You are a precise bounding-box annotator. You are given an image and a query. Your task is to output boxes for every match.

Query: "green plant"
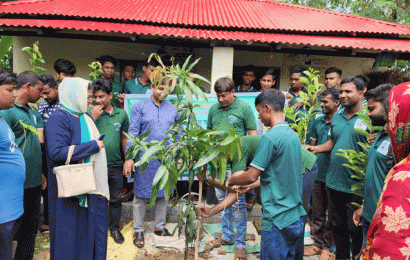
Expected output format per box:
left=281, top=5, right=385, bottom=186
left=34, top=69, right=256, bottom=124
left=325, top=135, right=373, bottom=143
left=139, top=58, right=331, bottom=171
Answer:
left=284, top=68, right=323, bottom=144
left=335, top=110, right=383, bottom=207
left=19, top=119, right=41, bottom=153
left=125, top=54, right=241, bottom=260
left=0, top=36, right=13, bottom=70
left=21, top=41, right=47, bottom=74
left=88, top=61, right=103, bottom=80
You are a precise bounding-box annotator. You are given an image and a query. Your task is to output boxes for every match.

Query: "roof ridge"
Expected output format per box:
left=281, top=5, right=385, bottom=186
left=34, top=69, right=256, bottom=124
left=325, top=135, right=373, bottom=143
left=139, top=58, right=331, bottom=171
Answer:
left=243, top=0, right=410, bottom=29
left=2, top=0, right=52, bottom=6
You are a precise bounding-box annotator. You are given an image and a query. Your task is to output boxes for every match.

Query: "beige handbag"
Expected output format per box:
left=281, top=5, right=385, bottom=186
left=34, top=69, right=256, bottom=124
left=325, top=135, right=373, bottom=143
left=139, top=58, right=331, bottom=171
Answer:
left=53, top=145, right=97, bottom=198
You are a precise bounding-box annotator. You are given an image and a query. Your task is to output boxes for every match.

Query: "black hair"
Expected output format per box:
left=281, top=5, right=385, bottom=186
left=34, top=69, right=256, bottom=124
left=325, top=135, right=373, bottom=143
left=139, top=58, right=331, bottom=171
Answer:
left=39, top=74, right=57, bottom=88
left=255, top=88, right=285, bottom=112
left=214, top=77, right=235, bottom=93
left=340, top=76, right=366, bottom=91
left=97, top=55, right=117, bottom=66
left=364, top=83, right=394, bottom=114
left=144, top=59, right=159, bottom=68
left=263, top=69, right=277, bottom=81
left=325, top=67, right=342, bottom=77
left=243, top=65, right=256, bottom=75
left=92, top=78, right=112, bottom=94
left=289, top=65, right=307, bottom=76
left=16, top=71, right=41, bottom=90
left=0, top=69, right=17, bottom=86
left=355, top=75, right=370, bottom=90
left=121, top=63, right=136, bottom=71
left=321, top=88, right=339, bottom=101
left=54, top=58, right=76, bottom=75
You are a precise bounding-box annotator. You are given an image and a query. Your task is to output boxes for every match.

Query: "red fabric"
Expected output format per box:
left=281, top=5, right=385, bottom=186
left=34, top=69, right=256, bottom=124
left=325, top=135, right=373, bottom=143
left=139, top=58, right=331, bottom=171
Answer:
left=363, top=82, right=410, bottom=259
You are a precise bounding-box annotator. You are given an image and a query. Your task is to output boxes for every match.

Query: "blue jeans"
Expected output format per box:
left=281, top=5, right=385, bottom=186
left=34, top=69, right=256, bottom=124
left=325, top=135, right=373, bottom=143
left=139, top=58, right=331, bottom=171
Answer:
left=215, top=171, right=247, bottom=248
left=362, top=218, right=370, bottom=249
left=260, top=217, right=304, bottom=260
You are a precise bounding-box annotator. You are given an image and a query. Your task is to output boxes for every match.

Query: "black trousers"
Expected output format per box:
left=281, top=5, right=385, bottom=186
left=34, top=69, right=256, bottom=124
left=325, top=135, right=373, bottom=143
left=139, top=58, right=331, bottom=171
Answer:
left=327, top=188, right=363, bottom=259
left=108, top=166, right=124, bottom=231
left=13, top=185, right=42, bottom=260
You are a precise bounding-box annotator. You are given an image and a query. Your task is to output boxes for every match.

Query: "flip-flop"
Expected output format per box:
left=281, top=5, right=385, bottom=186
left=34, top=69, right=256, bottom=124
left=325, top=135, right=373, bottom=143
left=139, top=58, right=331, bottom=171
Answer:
left=133, top=232, right=144, bottom=248
left=206, top=237, right=234, bottom=250
left=235, top=247, right=247, bottom=260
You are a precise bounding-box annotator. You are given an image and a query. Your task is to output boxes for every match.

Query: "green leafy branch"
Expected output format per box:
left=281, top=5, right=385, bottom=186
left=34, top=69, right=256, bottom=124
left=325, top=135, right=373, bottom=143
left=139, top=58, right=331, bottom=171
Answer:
left=19, top=119, right=41, bottom=153
left=88, top=61, right=103, bottom=80
left=126, top=54, right=241, bottom=259
left=335, top=110, right=383, bottom=207
left=21, top=41, right=47, bottom=74
left=284, top=68, right=323, bottom=144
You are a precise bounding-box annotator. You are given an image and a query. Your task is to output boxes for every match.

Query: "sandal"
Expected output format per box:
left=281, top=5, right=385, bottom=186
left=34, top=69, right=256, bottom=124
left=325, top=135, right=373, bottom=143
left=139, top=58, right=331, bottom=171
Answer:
left=133, top=232, right=144, bottom=248
left=206, top=236, right=234, bottom=249
left=304, top=245, right=322, bottom=256
left=154, top=228, right=171, bottom=236
left=235, top=247, right=247, bottom=260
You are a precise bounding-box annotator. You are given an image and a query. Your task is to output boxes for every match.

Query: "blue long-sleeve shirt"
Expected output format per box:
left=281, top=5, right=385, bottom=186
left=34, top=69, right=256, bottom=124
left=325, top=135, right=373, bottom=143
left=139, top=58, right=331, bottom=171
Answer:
left=127, top=97, right=178, bottom=198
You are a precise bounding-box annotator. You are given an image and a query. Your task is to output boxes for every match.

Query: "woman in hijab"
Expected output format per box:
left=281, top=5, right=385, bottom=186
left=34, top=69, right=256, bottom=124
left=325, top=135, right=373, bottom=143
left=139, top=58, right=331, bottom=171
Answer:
left=45, top=77, right=109, bottom=260
left=363, top=82, right=410, bottom=259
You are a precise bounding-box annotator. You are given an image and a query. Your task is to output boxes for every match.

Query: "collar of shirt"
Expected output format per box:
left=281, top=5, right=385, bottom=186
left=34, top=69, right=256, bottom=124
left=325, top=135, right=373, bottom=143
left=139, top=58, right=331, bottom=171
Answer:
left=136, top=77, right=151, bottom=87
left=338, top=105, right=367, bottom=120
left=14, top=101, right=30, bottom=113
left=102, top=105, right=120, bottom=117
left=217, top=97, right=239, bottom=110
left=237, top=85, right=254, bottom=92
left=272, top=122, right=288, bottom=129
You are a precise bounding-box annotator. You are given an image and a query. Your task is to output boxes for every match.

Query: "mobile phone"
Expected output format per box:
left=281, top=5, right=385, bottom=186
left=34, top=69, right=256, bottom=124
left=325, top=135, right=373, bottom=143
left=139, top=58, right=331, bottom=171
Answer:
left=98, top=134, right=105, bottom=141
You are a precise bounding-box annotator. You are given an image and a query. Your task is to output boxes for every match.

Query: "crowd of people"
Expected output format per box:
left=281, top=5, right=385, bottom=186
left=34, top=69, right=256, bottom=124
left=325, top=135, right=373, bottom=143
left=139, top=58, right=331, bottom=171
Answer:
left=0, top=52, right=410, bottom=260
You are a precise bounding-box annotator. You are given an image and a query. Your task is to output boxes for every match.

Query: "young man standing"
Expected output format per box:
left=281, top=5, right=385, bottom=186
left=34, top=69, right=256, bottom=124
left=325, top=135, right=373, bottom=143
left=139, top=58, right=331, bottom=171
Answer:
left=317, top=67, right=342, bottom=103
left=97, top=55, right=123, bottom=108
left=123, top=75, right=177, bottom=248
left=54, top=58, right=76, bottom=85
left=304, top=88, right=339, bottom=259
left=37, top=75, right=59, bottom=234
left=0, top=70, right=26, bottom=260
left=236, top=66, right=258, bottom=92
left=353, top=84, right=394, bottom=248
left=0, top=71, right=45, bottom=260
left=228, top=89, right=306, bottom=259
left=207, top=77, right=257, bottom=260
left=307, top=77, right=368, bottom=259
left=89, top=79, right=129, bottom=244
left=124, top=60, right=157, bottom=95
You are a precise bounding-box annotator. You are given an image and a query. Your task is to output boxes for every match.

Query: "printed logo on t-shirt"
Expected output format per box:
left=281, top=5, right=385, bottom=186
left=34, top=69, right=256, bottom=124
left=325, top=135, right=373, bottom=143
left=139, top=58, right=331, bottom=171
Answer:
left=33, top=115, right=37, bottom=125
left=228, top=115, right=236, bottom=123
left=377, top=140, right=390, bottom=156
left=354, top=119, right=367, bottom=131
left=114, top=123, right=121, bottom=132
left=8, top=128, right=17, bottom=153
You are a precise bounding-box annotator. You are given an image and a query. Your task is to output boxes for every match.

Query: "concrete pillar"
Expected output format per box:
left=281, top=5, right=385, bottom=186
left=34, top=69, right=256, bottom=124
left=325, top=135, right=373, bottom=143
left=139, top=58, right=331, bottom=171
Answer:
left=210, top=47, right=234, bottom=93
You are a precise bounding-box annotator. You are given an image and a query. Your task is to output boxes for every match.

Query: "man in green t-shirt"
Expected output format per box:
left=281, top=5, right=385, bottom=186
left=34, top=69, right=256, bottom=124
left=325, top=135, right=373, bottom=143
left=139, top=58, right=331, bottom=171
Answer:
left=124, top=60, right=157, bottom=95
left=306, top=76, right=368, bottom=259
left=235, top=65, right=258, bottom=93
left=228, top=89, right=306, bottom=259
left=352, top=84, right=394, bottom=249
left=0, top=71, right=46, bottom=260
left=97, top=55, right=123, bottom=108
left=304, top=88, right=339, bottom=259
left=89, top=79, right=129, bottom=244
left=206, top=77, right=257, bottom=259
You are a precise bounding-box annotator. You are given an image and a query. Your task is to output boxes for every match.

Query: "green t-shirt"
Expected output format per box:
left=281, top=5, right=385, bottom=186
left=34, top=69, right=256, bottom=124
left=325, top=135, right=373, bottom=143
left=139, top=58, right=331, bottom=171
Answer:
left=363, top=129, right=392, bottom=222
left=231, top=135, right=262, bottom=173
left=88, top=106, right=129, bottom=167
left=207, top=97, right=257, bottom=137
left=250, top=122, right=306, bottom=231
left=111, top=80, right=123, bottom=108
left=285, top=88, right=308, bottom=124
left=124, top=77, right=151, bottom=94
left=0, top=102, right=44, bottom=189
left=235, top=85, right=258, bottom=93
left=326, top=107, right=369, bottom=193
left=308, top=113, right=332, bottom=182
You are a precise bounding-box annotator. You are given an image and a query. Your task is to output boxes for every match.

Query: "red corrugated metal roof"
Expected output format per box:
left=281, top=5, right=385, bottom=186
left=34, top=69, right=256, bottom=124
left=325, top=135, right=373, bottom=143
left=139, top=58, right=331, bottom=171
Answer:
left=1, top=0, right=410, bottom=35
left=1, top=18, right=409, bottom=53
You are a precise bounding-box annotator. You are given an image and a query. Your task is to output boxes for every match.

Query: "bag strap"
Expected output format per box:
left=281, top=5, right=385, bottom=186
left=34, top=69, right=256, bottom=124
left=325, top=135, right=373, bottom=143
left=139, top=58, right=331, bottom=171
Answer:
left=65, top=145, right=76, bottom=165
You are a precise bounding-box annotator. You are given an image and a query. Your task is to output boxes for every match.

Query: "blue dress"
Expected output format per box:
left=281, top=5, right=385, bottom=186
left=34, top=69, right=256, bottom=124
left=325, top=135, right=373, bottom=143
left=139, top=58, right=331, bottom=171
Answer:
left=127, top=97, right=178, bottom=198
left=45, top=108, right=108, bottom=260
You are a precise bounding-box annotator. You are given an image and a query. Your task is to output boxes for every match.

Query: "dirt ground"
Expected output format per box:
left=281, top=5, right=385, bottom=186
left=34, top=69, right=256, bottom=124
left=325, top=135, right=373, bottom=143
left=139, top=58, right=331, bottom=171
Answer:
left=135, top=248, right=212, bottom=260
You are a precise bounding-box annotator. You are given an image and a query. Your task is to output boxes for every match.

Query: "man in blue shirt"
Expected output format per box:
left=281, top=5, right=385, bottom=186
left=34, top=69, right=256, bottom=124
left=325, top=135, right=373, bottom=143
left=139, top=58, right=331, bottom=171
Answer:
left=0, top=70, right=26, bottom=260
left=228, top=89, right=306, bottom=259
left=352, top=84, right=394, bottom=249
left=123, top=75, right=177, bottom=248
